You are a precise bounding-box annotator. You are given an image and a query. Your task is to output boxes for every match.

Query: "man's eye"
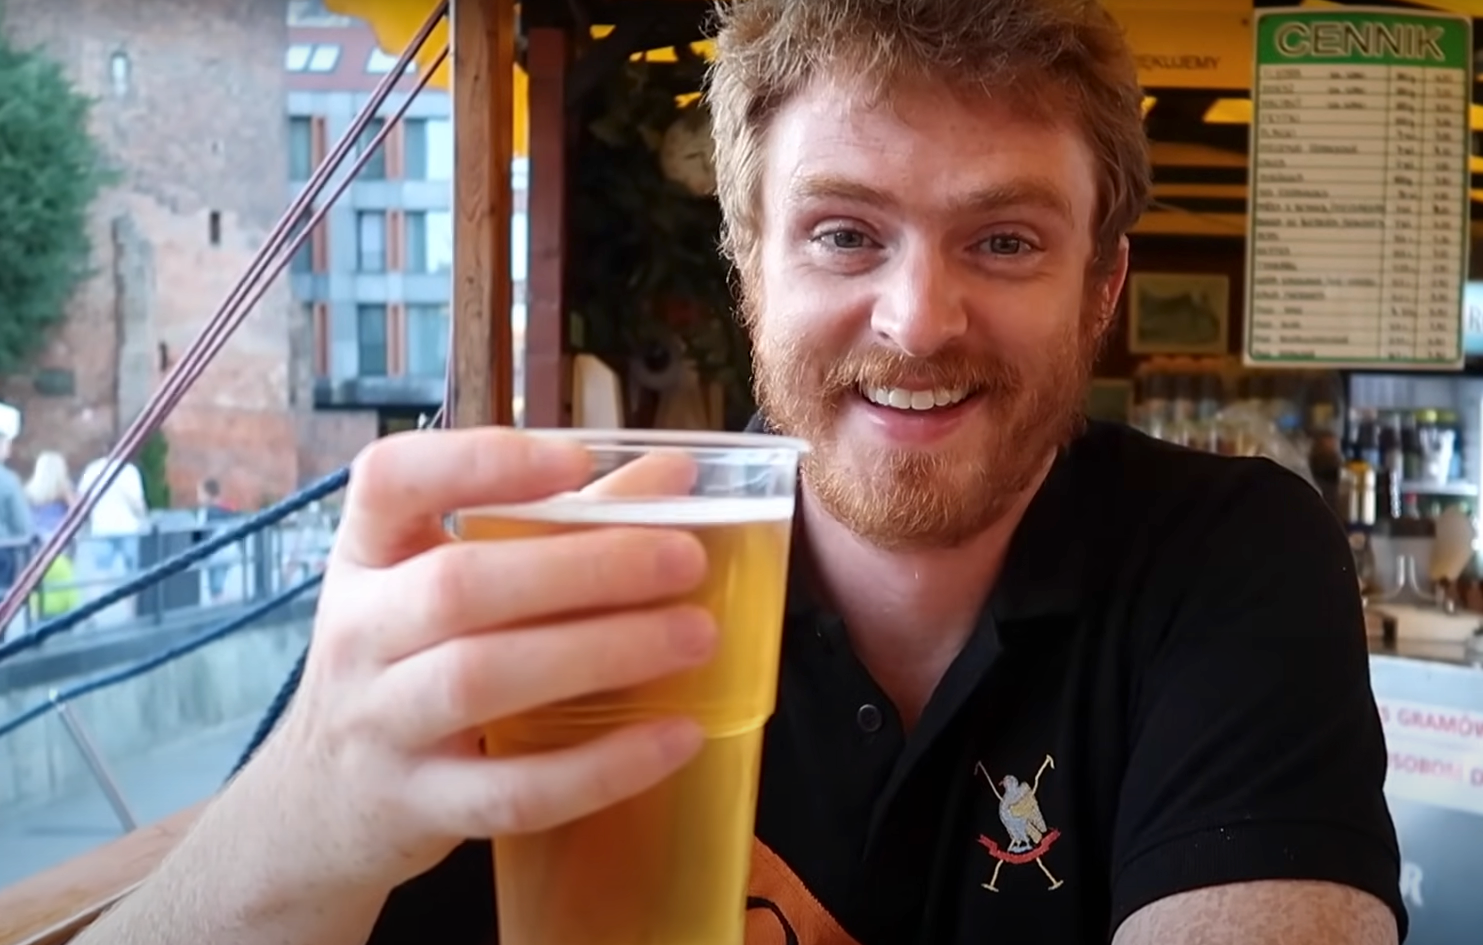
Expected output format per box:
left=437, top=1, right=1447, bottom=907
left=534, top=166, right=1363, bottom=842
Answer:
left=984, top=234, right=1029, bottom=255
left=819, top=229, right=872, bottom=250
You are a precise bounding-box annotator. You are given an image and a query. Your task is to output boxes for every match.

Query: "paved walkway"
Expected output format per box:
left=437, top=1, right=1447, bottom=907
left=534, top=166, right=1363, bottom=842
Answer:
left=0, top=718, right=257, bottom=888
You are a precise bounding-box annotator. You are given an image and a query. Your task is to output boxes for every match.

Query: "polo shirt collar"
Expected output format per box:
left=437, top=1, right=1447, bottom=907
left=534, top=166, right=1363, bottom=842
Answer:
left=742, top=412, right=1091, bottom=627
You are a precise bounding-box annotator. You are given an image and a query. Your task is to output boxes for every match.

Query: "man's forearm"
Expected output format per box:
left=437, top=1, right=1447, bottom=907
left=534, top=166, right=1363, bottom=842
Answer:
left=74, top=768, right=388, bottom=945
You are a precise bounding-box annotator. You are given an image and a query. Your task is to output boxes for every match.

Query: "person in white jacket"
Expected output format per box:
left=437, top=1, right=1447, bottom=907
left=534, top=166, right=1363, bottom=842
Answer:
left=77, top=455, right=147, bottom=572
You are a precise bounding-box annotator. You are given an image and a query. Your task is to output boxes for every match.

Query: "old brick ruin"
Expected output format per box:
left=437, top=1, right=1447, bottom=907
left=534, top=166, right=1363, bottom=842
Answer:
left=1, top=0, right=376, bottom=508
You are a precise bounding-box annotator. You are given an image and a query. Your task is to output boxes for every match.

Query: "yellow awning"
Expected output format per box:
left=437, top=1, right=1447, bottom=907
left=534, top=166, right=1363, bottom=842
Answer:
left=324, top=0, right=530, bottom=155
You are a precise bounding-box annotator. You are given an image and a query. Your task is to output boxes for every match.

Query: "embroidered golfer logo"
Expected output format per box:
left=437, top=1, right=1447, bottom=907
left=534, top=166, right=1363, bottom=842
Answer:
left=975, top=754, right=1064, bottom=893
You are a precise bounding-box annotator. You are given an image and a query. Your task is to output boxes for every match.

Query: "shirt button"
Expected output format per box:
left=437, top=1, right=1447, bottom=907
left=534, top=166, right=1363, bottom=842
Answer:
left=856, top=703, right=883, bottom=733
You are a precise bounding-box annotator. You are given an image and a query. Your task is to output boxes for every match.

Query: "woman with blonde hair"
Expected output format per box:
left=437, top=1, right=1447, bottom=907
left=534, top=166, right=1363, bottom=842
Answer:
left=24, top=450, right=79, bottom=618
left=25, top=450, right=76, bottom=538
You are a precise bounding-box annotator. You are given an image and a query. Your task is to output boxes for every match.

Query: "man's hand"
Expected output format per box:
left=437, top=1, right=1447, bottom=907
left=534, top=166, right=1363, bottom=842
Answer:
left=235, top=428, right=719, bottom=894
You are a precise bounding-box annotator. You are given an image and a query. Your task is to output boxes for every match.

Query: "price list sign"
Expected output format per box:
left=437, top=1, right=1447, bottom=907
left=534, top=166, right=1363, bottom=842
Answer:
left=1244, top=9, right=1472, bottom=369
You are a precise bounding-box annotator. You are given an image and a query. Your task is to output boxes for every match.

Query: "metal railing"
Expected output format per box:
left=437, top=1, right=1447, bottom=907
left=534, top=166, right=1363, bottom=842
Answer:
left=0, top=466, right=351, bottom=834
left=0, top=506, right=338, bottom=645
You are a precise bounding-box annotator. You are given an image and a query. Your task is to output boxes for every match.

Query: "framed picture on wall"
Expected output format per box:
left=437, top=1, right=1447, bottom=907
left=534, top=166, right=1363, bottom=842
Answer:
left=1126, top=272, right=1230, bottom=355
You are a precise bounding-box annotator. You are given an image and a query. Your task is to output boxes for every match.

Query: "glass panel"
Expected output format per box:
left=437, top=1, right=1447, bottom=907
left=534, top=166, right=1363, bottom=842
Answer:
left=406, top=304, right=449, bottom=378
left=424, top=210, right=452, bottom=273
left=356, top=117, right=386, bottom=180
left=357, top=212, right=386, bottom=273
left=366, top=49, right=402, bottom=74
left=403, top=118, right=427, bottom=180
left=288, top=116, right=313, bottom=181
left=357, top=304, right=388, bottom=376
left=285, top=45, right=311, bottom=71
left=405, top=211, right=427, bottom=273
left=290, top=211, right=314, bottom=274
left=424, top=118, right=452, bottom=181
left=307, top=45, right=340, bottom=72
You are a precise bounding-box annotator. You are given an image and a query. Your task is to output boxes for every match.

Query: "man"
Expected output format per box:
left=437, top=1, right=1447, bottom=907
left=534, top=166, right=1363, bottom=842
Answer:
left=78, top=1, right=1405, bottom=943
left=0, top=403, right=34, bottom=606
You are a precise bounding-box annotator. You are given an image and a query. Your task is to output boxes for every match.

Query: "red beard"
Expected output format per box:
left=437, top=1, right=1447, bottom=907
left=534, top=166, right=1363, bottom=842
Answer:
left=749, top=301, right=1102, bottom=551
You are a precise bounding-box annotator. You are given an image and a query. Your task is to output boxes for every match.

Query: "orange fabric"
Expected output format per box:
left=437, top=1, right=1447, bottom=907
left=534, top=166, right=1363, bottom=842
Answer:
left=746, top=839, right=861, bottom=945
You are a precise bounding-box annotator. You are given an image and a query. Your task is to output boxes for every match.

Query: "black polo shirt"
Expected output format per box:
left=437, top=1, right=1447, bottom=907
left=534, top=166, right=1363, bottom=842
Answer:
left=357, top=420, right=1405, bottom=944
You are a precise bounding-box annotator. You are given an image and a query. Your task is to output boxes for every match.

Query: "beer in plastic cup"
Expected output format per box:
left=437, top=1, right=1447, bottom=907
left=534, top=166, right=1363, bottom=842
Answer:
left=456, top=429, right=807, bottom=945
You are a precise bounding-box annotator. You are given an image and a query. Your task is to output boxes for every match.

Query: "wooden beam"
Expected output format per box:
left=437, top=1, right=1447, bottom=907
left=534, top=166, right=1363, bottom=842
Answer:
left=0, top=803, right=204, bottom=945
left=524, top=27, right=573, bottom=428
left=565, top=11, right=662, bottom=107
left=1131, top=209, right=1246, bottom=238
left=450, top=0, right=517, bottom=428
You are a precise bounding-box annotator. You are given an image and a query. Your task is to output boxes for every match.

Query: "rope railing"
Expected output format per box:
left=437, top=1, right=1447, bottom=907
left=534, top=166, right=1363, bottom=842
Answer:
left=0, top=466, right=348, bottom=664
left=0, top=401, right=443, bottom=667
left=0, top=0, right=451, bottom=628
left=0, top=574, right=324, bottom=742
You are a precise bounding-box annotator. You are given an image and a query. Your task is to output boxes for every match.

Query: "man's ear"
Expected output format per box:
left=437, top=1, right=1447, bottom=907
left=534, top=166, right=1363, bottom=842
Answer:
left=1095, top=237, right=1130, bottom=334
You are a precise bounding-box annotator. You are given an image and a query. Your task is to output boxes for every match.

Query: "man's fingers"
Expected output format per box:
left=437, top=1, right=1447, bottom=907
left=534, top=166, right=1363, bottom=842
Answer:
left=372, top=605, right=718, bottom=747
left=582, top=451, right=698, bottom=499
left=337, top=428, right=592, bottom=568
left=412, top=718, right=705, bottom=838
left=369, top=526, right=707, bottom=660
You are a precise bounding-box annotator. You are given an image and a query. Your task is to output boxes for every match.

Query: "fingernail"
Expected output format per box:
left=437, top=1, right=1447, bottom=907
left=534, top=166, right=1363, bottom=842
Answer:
left=654, top=719, right=704, bottom=765
left=667, top=608, right=717, bottom=662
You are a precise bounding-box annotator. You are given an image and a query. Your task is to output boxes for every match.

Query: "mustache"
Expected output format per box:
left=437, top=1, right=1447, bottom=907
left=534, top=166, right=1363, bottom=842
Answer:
left=818, top=347, right=1022, bottom=398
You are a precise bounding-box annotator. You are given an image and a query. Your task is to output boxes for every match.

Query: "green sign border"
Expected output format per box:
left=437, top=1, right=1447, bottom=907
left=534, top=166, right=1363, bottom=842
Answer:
left=1242, top=7, right=1473, bottom=370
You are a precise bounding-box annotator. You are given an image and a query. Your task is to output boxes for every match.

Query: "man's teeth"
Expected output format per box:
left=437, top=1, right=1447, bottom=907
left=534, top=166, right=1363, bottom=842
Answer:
left=862, top=386, right=969, bottom=411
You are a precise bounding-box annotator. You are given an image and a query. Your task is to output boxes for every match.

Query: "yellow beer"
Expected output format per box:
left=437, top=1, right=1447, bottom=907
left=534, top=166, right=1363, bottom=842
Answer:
left=460, top=494, right=794, bottom=945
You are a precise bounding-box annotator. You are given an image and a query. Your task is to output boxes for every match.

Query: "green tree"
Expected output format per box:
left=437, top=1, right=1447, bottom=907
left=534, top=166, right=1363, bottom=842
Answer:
left=0, top=21, right=112, bottom=375
left=136, top=430, right=171, bottom=509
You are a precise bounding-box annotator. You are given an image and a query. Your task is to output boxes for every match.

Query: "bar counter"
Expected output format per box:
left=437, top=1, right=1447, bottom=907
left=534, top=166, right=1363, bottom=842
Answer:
left=1367, top=633, right=1483, bottom=944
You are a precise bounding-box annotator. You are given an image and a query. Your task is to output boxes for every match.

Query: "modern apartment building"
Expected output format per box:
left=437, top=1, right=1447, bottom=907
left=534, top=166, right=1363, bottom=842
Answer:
left=286, top=2, right=528, bottom=434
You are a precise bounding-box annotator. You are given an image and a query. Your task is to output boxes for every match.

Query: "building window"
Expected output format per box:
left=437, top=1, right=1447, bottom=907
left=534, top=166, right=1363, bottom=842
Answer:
left=286, top=43, right=341, bottom=72
left=288, top=116, right=314, bottom=181
left=289, top=211, right=314, bottom=274
left=288, top=0, right=352, bottom=26
left=356, top=117, right=386, bottom=180
left=404, top=211, right=425, bottom=272
left=109, top=50, right=130, bottom=97
left=357, top=304, right=388, bottom=376
left=404, top=117, right=451, bottom=181
left=357, top=211, right=387, bottom=272
left=366, top=49, right=415, bottom=74
left=308, top=45, right=339, bottom=71
left=406, top=304, right=449, bottom=378
left=510, top=211, right=528, bottom=283
left=405, top=210, right=453, bottom=273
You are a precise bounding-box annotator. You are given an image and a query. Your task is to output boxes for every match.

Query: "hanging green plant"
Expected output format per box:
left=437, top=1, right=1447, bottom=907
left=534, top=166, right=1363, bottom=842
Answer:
left=567, top=46, right=754, bottom=424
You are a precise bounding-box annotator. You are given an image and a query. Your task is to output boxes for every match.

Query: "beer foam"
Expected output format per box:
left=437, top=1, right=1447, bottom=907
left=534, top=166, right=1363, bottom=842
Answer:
left=472, top=495, right=796, bottom=525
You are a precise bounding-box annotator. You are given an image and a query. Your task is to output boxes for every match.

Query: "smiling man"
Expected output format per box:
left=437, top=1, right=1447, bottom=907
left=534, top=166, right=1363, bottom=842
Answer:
left=75, top=2, right=1404, bottom=945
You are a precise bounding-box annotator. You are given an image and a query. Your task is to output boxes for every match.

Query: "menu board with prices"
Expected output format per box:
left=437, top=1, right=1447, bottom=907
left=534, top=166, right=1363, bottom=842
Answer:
left=1244, top=9, right=1472, bottom=369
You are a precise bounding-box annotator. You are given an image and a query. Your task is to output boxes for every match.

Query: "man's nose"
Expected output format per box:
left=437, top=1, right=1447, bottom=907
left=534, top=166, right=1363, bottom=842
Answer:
left=869, top=246, right=969, bottom=357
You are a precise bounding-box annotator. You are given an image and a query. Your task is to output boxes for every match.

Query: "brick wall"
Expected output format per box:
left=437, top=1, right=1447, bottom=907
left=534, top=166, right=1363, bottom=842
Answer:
left=296, top=410, right=379, bottom=492
left=2, top=0, right=317, bottom=509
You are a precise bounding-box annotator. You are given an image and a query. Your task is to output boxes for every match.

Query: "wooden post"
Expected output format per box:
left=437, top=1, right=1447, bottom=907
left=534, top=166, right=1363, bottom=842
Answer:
left=449, top=0, right=516, bottom=428
left=522, top=27, right=572, bottom=428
